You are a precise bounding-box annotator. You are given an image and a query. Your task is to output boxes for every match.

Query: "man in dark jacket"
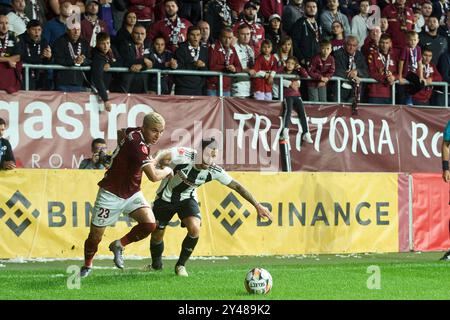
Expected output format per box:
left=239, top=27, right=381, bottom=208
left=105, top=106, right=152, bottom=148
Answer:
left=16, top=19, right=52, bottom=90
left=52, top=22, right=91, bottom=92
left=174, top=25, right=208, bottom=96
left=333, top=35, right=369, bottom=102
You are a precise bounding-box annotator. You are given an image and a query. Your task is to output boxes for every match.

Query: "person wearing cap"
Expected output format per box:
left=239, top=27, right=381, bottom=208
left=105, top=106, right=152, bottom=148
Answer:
left=81, top=0, right=109, bottom=48
left=265, top=13, right=284, bottom=53
left=419, top=15, right=448, bottom=66
left=0, top=15, right=22, bottom=94
left=16, top=19, right=52, bottom=90
left=232, top=1, right=265, bottom=56
left=147, top=0, right=192, bottom=53
left=203, top=0, right=234, bottom=42
left=52, top=21, right=91, bottom=92
left=7, top=0, right=29, bottom=36
left=260, top=0, right=283, bottom=25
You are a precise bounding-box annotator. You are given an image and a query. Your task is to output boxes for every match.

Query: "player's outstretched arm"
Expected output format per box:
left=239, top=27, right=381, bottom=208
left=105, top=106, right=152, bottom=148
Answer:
left=153, top=149, right=173, bottom=167
left=143, top=161, right=173, bottom=182
left=442, top=140, right=450, bottom=183
left=227, top=180, right=273, bottom=221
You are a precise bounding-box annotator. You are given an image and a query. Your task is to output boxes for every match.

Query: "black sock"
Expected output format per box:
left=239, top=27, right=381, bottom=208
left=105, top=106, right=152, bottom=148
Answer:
left=177, top=235, right=199, bottom=266
left=150, top=240, right=164, bottom=267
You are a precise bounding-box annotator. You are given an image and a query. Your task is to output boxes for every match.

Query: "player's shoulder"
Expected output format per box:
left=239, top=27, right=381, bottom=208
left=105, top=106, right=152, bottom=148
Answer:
left=208, top=164, right=226, bottom=175
left=171, top=146, right=196, bottom=162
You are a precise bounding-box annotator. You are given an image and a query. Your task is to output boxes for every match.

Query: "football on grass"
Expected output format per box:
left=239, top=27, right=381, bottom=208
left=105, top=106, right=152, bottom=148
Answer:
left=244, top=267, right=272, bottom=295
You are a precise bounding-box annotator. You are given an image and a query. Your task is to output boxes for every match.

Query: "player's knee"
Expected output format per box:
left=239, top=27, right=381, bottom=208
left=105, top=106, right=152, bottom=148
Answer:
left=187, top=225, right=200, bottom=238
left=141, top=222, right=156, bottom=236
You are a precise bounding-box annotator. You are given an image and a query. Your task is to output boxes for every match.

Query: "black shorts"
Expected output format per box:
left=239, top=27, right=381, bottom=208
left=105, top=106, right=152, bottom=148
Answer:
left=153, top=198, right=201, bottom=229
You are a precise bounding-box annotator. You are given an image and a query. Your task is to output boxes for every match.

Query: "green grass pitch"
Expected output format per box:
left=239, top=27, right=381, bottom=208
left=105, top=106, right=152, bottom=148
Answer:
left=1, top=252, right=450, bottom=300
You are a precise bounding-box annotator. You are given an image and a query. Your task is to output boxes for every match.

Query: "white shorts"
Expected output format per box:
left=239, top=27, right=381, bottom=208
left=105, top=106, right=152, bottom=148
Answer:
left=91, top=188, right=150, bottom=227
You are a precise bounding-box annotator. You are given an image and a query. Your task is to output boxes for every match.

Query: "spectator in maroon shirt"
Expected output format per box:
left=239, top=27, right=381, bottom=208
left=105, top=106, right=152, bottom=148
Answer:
left=260, top=0, right=283, bottom=24
left=382, top=0, right=414, bottom=49
left=79, top=112, right=174, bottom=278
left=330, top=20, right=345, bottom=53
left=147, top=0, right=192, bottom=53
left=361, top=26, right=381, bottom=58
left=412, top=47, right=443, bottom=105
left=81, top=0, right=109, bottom=48
left=232, top=1, right=265, bottom=56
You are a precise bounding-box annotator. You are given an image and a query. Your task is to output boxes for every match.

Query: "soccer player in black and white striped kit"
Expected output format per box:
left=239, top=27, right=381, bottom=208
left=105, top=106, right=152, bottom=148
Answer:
left=148, top=137, right=273, bottom=276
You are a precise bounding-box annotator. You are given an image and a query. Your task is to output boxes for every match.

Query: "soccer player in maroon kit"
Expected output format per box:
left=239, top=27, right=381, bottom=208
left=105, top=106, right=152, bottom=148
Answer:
left=79, top=112, right=174, bottom=278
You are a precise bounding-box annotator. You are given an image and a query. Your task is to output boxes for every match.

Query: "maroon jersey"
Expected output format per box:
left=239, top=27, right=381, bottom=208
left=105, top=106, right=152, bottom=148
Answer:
left=147, top=17, right=192, bottom=53
left=207, top=41, right=242, bottom=91
left=413, top=62, right=442, bottom=102
left=232, top=20, right=265, bottom=56
left=252, top=54, right=278, bottom=93
left=367, top=49, right=399, bottom=98
left=382, top=4, right=414, bottom=49
left=98, top=128, right=152, bottom=199
left=308, top=54, right=335, bottom=88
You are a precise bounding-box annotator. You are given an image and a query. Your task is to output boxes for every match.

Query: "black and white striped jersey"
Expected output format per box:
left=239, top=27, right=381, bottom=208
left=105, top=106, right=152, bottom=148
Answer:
left=155, top=147, right=233, bottom=203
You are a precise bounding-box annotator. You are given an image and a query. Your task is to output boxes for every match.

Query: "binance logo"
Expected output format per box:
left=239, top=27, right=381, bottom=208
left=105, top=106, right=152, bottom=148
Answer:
left=212, top=192, right=250, bottom=235
left=0, top=191, right=40, bottom=236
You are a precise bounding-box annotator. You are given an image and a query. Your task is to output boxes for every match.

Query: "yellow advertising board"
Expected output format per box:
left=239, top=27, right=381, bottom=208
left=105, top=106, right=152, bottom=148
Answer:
left=0, top=170, right=399, bottom=258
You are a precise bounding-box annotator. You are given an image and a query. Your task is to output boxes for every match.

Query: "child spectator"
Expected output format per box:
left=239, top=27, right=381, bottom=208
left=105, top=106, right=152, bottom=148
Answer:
left=398, top=31, right=425, bottom=105
left=274, top=36, right=293, bottom=69
left=149, top=36, right=177, bottom=95
left=252, top=39, right=277, bottom=100
left=412, top=47, right=443, bottom=105
left=280, top=56, right=313, bottom=146
left=308, top=40, right=335, bottom=102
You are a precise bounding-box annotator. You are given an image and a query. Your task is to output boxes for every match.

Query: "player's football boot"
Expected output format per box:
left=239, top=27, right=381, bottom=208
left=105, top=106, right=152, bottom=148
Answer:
left=439, top=250, right=450, bottom=261
left=109, top=240, right=125, bottom=269
left=175, top=264, right=188, bottom=277
left=143, top=260, right=163, bottom=271
left=79, top=266, right=92, bottom=278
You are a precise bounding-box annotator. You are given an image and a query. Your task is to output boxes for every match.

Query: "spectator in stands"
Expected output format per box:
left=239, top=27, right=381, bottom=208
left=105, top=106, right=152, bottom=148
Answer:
left=433, top=0, right=450, bottom=26
left=274, top=36, right=293, bottom=69
left=279, top=56, right=312, bottom=146
left=265, top=13, right=283, bottom=53
left=330, top=20, right=345, bottom=53
left=16, top=19, right=52, bottom=90
left=0, top=15, right=22, bottom=94
left=227, top=0, right=245, bottom=21
left=273, top=53, right=308, bottom=100
left=291, top=0, right=320, bottom=68
left=366, top=33, right=398, bottom=104
left=320, top=0, right=350, bottom=41
left=351, top=0, right=370, bottom=49
left=232, top=24, right=256, bottom=98
left=420, top=1, right=434, bottom=31
left=207, top=27, right=241, bottom=96
left=333, top=35, right=369, bottom=103
left=0, top=117, right=15, bottom=170
left=260, top=0, right=283, bottom=24
left=438, top=10, right=450, bottom=39
left=308, top=40, right=335, bottom=102
left=81, top=0, right=109, bottom=48
left=147, top=0, right=192, bottom=53
left=380, top=17, right=389, bottom=34
left=8, top=0, right=29, bottom=35
left=127, top=0, right=154, bottom=30
left=412, top=47, right=442, bottom=105
left=233, top=1, right=265, bottom=56
left=91, top=32, right=120, bottom=111
left=203, top=0, right=233, bottom=42
left=252, top=39, right=277, bottom=100
left=438, top=43, right=450, bottom=83
left=53, top=22, right=90, bottom=92
left=113, top=11, right=136, bottom=46
left=398, top=31, right=425, bottom=105
left=79, top=138, right=109, bottom=169
left=173, top=25, right=208, bottom=96
left=413, top=8, right=423, bottom=33
left=48, top=0, right=85, bottom=16
left=97, top=0, right=118, bottom=37
left=43, top=1, right=73, bottom=45
left=118, top=24, right=154, bottom=93
left=24, top=0, right=46, bottom=25
left=282, top=0, right=304, bottom=34
left=382, top=0, right=414, bottom=49
left=419, top=15, right=448, bottom=65
left=197, top=20, right=212, bottom=46
left=178, top=0, right=201, bottom=27
left=361, top=25, right=381, bottom=58
left=148, top=35, right=177, bottom=95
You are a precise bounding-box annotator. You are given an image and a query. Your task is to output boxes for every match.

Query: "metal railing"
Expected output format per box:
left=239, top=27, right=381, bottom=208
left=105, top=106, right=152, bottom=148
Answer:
left=23, top=63, right=450, bottom=107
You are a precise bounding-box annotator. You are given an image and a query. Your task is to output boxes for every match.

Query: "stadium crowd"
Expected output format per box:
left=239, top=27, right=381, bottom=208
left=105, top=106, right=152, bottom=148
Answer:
left=0, top=0, right=449, bottom=106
